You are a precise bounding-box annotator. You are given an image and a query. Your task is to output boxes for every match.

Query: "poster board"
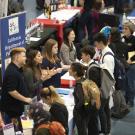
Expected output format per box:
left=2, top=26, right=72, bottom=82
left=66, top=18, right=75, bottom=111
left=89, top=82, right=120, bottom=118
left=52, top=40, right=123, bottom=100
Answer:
left=0, top=12, right=26, bottom=78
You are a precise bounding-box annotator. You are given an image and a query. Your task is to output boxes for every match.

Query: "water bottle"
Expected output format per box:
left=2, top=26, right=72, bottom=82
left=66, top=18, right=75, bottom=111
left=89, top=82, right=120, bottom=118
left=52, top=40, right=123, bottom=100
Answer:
left=40, top=23, right=44, bottom=32
left=37, top=26, right=41, bottom=38
left=16, top=131, right=23, bottom=135
left=122, top=12, right=127, bottom=25
left=69, top=80, right=73, bottom=88
left=26, top=33, right=31, bottom=44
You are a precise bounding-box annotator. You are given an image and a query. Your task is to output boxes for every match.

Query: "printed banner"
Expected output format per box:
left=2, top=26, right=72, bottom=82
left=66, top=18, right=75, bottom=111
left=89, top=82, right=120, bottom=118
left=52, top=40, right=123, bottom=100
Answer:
left=0, top=12, right=26, bottom=78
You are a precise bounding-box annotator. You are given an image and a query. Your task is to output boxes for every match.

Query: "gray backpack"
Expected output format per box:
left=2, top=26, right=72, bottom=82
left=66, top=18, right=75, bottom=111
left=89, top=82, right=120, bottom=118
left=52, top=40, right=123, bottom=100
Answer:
left=86, top=62, right=115, bottom=99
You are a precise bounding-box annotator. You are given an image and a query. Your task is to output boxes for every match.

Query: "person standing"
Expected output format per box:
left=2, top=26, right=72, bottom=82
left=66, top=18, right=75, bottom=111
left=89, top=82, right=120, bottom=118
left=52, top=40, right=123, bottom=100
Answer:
left=93, top=33, right=115, bottom=135
left=122, top=22, right=135, bottom=107
left=0, top=47, right=32, bottom=131
left=69, top=62, right=87, bottom=135
left=77, top=0, right=94, bottom=43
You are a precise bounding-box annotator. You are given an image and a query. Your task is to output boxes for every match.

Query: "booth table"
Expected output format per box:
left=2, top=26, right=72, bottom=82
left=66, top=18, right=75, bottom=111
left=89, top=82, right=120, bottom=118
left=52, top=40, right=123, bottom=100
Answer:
left=56, top=88, right=74, bottom=135
left=31, top=7, right=82, bottom=48
left=26, top=27, right=57, bottom=50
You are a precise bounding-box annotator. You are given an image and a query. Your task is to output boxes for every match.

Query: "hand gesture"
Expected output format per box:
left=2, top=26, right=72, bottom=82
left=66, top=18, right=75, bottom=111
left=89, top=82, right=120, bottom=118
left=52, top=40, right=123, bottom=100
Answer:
left=25, top=98, right=32, bottom=104
left=41, top=69, right=51, bottom=81
left=56, top=68, right=63, bottom=73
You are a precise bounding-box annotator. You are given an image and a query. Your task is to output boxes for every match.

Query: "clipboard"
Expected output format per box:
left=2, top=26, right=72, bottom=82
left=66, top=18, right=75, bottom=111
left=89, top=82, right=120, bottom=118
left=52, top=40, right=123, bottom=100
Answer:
left=128, top=51, right=135, bottom=64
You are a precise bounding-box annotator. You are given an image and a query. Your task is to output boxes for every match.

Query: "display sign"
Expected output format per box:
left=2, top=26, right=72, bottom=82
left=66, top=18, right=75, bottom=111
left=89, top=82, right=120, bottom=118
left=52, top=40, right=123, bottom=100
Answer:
left=3, top=123, right=15, bottom=135
left=0, top=12, right=26, bottom=78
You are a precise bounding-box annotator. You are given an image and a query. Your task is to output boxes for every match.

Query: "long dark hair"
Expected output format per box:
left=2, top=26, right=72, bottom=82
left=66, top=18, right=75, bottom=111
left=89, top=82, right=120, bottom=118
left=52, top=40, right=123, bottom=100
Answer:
left=63, top=28, right=74, bottom=51
left=25, top=49, right=41, bottom=80
left=42, top=39, right=59, bottom=63
left=70, top=62, right=86, bottom=77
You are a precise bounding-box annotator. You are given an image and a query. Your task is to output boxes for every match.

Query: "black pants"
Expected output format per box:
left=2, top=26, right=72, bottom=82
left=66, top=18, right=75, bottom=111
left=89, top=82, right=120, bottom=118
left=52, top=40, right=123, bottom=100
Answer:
left=99, top=98, right=111, bottom=134
left=73, top=109, right=88, bottom=135
left=88, top=106, right=99, bottom=135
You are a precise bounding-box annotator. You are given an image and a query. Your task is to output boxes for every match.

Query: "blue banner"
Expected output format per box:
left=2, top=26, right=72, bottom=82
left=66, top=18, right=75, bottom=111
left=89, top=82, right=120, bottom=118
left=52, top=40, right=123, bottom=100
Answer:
left=0, top=12, right=26, bottom=78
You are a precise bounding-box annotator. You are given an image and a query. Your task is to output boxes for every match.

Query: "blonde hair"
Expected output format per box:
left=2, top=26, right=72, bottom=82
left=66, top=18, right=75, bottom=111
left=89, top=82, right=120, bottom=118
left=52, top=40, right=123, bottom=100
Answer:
left=82, top=80, right=100, bottom=109
left=10, top=47, right=26, bottom=60
left=41, top=86, right=64, bottom=105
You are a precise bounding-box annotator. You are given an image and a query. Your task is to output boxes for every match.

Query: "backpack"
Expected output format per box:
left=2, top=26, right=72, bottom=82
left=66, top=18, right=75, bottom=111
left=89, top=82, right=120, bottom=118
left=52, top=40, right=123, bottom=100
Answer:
left=36, top=121, right=66, bottom=135
left=102, top=52, right=126, bottom=90
left=86, top=62, right=115, bottom=99
left=111, top=90, right=130, bottom=119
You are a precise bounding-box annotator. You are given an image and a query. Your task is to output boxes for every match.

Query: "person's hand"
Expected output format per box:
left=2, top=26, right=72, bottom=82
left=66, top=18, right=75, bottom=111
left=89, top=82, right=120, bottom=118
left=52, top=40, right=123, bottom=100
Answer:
left=41, top=74, right=51, bottom=81
left=0, top=120, right=5, bottom=128
left=48, top=68, right=57, bottom=76
left=56, top=68, right=63, bottom=73
left=127, top=59, right=132, bottom=64
left=25, top=98, right=32, bottom=104
left=41, top=69, right=51, bottom=81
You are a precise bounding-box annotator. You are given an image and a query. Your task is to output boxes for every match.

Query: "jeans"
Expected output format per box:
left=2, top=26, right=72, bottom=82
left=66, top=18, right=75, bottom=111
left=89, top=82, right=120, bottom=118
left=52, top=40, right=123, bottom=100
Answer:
left=126, top=64, right=135, bottom=105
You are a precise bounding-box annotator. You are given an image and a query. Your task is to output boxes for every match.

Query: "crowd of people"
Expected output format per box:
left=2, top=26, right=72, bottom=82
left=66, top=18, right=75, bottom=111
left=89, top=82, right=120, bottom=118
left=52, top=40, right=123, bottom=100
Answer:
left=0, top=0, right=135, bottom=135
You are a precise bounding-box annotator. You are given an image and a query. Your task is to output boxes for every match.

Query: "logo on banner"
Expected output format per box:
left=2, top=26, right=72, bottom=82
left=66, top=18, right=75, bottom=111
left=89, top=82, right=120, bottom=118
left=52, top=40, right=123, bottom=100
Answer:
left=8, top=17, right=19, bottom=35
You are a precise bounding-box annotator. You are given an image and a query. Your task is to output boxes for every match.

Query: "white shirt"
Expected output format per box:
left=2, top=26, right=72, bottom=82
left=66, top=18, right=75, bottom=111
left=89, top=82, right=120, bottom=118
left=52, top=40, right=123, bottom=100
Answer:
left=80, top=59, right=93, bottom=66
left=100, top=46, right=115, bottom=78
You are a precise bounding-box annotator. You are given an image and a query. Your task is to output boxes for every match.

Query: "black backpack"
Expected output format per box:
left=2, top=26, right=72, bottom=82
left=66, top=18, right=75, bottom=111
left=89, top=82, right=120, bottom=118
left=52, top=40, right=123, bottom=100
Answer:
left=102, top=52, right=126, bottom=90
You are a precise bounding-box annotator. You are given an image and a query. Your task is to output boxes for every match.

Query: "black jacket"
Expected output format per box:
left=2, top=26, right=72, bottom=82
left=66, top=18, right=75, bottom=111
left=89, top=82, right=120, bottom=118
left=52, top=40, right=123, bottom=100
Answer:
left=123, top=35, right=135, bottom=62
left=73, top=78, right=85, bottom=111
left=109, top=41, right=129, bottom=68
left=50, top=102, right=68, bottom=134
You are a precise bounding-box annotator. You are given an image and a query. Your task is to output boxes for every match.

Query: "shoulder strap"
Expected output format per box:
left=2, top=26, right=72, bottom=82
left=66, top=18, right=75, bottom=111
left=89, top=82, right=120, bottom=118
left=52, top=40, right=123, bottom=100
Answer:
left=87, top=62, right=100, bottom=79
left=102, top=52, right=114, bottom=63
